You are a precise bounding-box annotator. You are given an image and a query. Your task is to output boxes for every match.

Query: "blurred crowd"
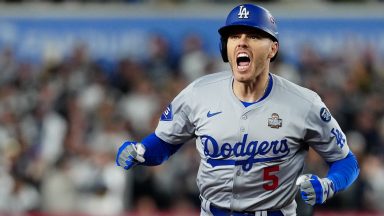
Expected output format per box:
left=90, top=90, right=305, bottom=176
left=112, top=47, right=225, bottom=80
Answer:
left=0, top=29, right=383, bottom=216
left=1, top=0, right=384, bottom=4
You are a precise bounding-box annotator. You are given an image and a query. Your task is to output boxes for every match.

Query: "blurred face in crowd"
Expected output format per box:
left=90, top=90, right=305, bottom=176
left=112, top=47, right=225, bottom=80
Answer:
left=226, top=27, right=278, bottom=84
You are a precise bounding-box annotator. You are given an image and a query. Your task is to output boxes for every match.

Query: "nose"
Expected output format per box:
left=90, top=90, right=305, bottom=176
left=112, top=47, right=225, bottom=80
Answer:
left=237, top=34, right=248, bottom=48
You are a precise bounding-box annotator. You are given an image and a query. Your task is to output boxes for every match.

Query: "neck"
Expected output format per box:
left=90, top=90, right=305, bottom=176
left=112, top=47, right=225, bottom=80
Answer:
left=233, top=72, right=270, bottom=103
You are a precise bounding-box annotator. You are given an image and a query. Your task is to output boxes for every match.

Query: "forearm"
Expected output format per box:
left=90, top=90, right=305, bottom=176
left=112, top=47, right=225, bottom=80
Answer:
left=140, top=133, right=184, bottom=166
left=326, top=151, right=360, bottom=193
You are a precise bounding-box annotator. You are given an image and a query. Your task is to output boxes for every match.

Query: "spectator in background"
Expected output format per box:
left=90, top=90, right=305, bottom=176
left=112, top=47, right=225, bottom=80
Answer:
left=270, top=53, right=302, bottom=85
left=113, top=58, right=146, bottom=94
left=361, top=154, right=384, bottom=211
left=145, top=34, right=177, bottom=88
left=40, top=154, right=78, bottom=213
left=0, top=47, right=18, bottom=86
left=180, top=34, right=210, bottom=82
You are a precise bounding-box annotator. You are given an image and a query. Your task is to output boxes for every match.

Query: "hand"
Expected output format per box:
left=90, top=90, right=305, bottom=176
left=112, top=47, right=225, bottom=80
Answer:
left=116, top=141, right=146, bottom=170
left=296, top=174, right=335, bottom=206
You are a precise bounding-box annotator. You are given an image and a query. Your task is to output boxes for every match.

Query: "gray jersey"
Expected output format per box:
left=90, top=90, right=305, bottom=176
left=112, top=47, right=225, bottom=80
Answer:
left=155, top=71, right=349, bottom=211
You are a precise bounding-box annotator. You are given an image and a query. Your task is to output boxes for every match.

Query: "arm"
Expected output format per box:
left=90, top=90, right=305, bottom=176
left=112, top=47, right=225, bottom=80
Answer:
left=297, top=151, right=360, bottom=205
left=326, top=151, right=360, bottom=192
left=116, top=82, right=196, bottom=170
left=297, top=95, right=360, bottom=205
left=140, top=133, right=184, bottom=166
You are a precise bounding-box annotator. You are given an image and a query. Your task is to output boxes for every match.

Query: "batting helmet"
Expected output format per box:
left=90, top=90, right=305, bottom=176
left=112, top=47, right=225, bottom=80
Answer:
left=218, top=4, right=279, bottom=62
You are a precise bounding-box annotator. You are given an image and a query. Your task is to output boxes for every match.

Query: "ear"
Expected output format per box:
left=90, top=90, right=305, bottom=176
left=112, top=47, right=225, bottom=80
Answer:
left=220, top=37, right=229, bottom=62
left=268, top=41, right=279, bottom=59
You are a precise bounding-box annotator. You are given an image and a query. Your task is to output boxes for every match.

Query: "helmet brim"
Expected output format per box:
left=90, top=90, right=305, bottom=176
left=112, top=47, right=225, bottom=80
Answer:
left=218, top=24, right=278, bottom=42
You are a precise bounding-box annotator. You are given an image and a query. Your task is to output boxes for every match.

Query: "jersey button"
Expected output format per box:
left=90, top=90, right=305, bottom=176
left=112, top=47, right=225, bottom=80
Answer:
left=240, top=127, right=245, bottom=132
left=236, top=170, right=241, bottom=176
left=242, top=115, right=247, bottom=120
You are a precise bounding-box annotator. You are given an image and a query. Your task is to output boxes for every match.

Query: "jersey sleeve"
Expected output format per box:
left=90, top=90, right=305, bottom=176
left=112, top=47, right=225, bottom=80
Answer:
left=155, top=83, right=196, bottom=145
left=304, top=94, right=349, bottom=162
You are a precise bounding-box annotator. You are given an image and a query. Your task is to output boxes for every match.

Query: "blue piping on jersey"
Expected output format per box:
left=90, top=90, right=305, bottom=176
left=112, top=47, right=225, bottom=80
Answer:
left=241, top=73, right=273, bottom=107
left=326, top=151, right=360, bottom=193
left=207, top=153, right=288, bottom=172
left=140, top=133, right=183, bottom=166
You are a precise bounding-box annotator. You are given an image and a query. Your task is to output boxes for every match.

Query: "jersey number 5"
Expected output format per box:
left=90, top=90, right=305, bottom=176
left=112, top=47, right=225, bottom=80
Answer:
left=263, top=165, right=279, bottom=191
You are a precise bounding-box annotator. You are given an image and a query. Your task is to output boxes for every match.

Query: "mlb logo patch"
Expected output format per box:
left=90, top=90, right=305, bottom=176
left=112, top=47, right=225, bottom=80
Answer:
left=160, top=104, right=173, bottom=121
left=320, top=107, right=332, bottom=122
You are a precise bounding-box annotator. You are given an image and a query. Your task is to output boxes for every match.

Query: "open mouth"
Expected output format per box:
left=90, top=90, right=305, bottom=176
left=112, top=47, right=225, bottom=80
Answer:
left=236, top=53, right=251, bottom=71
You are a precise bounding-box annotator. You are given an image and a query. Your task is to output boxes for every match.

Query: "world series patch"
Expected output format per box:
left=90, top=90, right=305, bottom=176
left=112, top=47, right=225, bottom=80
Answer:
left=268, top=113, right=282, bottom=129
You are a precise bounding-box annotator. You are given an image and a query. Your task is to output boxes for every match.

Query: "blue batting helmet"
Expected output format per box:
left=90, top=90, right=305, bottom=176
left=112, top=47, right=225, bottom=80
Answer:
left=218, top=4, right=279, bottom=62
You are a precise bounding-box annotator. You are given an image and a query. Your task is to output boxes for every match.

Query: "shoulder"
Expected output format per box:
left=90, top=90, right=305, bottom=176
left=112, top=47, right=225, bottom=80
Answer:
left=181, top=71, right=231, bottom=95
left=190, top=71, right=232, bottom=88
left=272, top=73, right=320, bottom=104
left=175, top=71, right=231, bottom=100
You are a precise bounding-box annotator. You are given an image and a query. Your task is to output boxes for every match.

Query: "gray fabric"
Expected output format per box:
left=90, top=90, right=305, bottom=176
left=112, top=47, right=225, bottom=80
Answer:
left=156, top=72, right=349, bottom=211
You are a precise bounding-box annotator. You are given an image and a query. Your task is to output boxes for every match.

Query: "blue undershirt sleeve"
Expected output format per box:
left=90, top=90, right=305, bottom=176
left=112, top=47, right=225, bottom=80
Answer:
left=326, top=151, right=360, bottom=193
left=140, top=133, right=184, bottom=166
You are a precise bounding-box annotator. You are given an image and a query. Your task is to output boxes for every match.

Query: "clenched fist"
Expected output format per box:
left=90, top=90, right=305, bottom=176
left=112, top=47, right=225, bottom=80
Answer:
left=116, top=141, right=146, bottom=170
left=296, top=174, right=335, bottom=206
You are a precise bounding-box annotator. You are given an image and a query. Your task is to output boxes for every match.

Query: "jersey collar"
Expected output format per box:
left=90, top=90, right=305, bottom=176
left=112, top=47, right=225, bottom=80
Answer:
left=238, top=73, right=274, bottom=107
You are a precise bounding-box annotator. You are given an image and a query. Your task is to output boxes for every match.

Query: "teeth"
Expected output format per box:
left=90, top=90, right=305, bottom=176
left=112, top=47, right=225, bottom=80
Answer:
left=237, top=53, right=249, bottom=58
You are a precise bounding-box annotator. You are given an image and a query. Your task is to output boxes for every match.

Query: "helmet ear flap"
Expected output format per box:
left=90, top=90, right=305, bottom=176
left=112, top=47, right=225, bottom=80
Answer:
left=220, top=37, right=229, bottom=63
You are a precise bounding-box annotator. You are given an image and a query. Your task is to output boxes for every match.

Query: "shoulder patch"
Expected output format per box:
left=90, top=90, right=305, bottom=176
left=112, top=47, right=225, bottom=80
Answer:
left=320, top=107, right=332, bottom=122
left=160, top=104, right=173, bottom=121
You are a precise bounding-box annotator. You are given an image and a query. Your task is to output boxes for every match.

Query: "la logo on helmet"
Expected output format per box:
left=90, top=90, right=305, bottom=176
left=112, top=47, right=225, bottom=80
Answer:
left=238, top=5, right=249, bottom=19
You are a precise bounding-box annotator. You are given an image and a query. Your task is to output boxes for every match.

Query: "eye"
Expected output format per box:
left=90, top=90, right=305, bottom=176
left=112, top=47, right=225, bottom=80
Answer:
left=249, top=34, right=262, bottom=40
left=228, top=34, right=240, bottom=40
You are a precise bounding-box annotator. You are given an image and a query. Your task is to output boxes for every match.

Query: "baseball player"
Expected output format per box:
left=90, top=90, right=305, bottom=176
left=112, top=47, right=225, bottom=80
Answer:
left=116, top=4, right=360, bottom=216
